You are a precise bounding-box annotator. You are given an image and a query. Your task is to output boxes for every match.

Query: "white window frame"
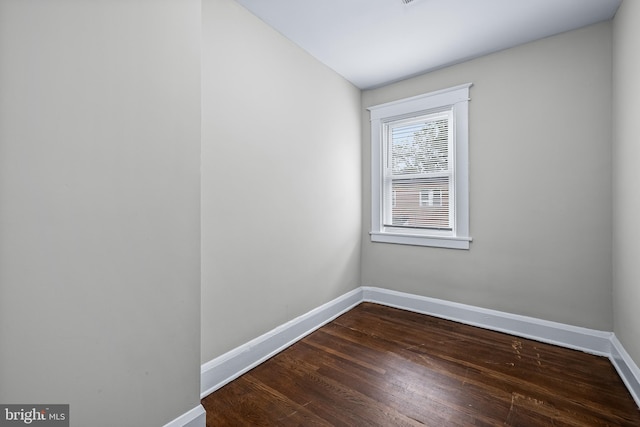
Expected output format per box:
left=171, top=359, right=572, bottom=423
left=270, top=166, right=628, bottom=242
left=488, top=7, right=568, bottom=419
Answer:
left=368, top=83, right=472, bottom=249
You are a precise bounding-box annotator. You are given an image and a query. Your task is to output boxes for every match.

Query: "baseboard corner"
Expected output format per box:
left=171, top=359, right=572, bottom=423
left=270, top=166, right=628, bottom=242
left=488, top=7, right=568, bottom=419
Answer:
left=610, top=335, right=640, bottom=408
left=162, top=404, right=205, bottom=427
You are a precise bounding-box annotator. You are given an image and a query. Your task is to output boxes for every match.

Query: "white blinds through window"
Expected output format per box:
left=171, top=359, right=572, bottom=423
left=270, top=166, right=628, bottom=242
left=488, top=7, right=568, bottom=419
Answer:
left=383, top=111, right=453, bottom=230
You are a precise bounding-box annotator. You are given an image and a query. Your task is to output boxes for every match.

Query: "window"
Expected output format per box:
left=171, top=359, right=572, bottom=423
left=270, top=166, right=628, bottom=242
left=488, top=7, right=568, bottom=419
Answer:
left=368, top=83, right=472, bottom=249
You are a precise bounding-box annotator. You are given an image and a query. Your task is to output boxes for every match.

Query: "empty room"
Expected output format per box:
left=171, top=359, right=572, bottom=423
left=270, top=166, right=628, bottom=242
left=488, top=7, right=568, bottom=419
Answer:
left=1, top=0, right=639, bottom=426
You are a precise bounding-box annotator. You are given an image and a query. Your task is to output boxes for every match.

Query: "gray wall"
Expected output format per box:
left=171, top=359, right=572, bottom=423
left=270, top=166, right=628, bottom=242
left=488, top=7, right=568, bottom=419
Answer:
left=613, top=1, right=640, bottom=365
left=0, top=1, right=202, bottom=426
left=362, top=22, right=614, bottom=331
left=201, top=0, right=362, bottom=363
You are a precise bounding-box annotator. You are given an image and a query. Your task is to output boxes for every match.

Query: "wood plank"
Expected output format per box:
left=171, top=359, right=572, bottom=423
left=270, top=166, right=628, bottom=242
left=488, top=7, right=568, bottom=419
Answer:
left=202, top=303, right=640, bottom=426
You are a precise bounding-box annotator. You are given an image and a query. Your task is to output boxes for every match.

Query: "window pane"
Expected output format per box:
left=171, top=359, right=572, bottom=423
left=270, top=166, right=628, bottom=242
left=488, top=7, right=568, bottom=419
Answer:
left=386, top=177, right=451, bottom=230
left=391, top=118, right=449, bottom=175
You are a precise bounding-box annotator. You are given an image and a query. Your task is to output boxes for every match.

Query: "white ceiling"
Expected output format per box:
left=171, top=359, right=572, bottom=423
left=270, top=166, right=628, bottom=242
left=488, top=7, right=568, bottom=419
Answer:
left=234, top=0, right=622, bottom=89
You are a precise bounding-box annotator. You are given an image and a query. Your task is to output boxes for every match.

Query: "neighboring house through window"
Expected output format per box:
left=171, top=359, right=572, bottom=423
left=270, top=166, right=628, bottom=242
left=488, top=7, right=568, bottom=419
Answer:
left=368, top=83, right=472, bottom=249
left=420, top=189, right=443, bottom=208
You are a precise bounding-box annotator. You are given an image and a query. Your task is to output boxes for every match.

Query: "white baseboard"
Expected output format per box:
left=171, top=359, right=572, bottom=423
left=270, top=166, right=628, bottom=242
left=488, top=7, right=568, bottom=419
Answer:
left=200, top=286, right=640, bottom=409
left=610, top=335, right=640, bottom=407
left=162, top=404, right=205, bottom=427
left=200, top=288, right=363, bottom=398
left=362, top=287, right=613, bottom=356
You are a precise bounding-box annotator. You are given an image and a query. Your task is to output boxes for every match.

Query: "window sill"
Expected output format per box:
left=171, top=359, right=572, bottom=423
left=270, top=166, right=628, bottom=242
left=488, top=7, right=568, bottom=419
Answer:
left=370, top=231, right=471, bottom=250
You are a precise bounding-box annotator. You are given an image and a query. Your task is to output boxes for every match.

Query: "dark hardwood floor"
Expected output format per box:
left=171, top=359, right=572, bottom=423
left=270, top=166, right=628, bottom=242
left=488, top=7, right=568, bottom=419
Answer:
left=202, top=303, right=640, bottom=426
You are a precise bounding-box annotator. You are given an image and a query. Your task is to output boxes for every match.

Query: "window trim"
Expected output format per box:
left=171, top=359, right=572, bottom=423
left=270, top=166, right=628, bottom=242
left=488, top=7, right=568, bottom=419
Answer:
left=368, top=83, right=472, bottom=250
